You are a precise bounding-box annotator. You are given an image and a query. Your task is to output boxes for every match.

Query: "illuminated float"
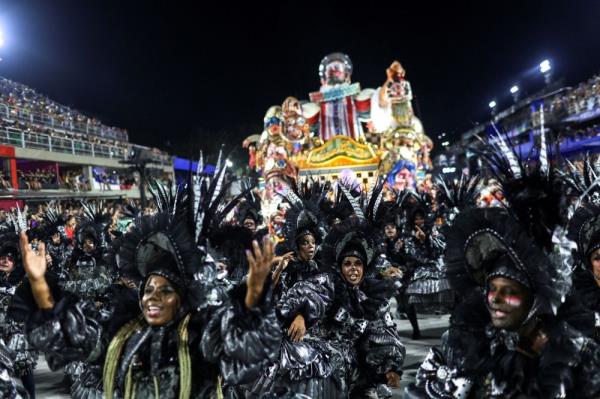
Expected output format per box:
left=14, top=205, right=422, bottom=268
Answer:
left=243, top=54, right=433, bottom=214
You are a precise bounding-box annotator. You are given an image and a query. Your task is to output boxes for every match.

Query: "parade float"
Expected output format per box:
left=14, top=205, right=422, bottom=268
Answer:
left=243, top=53, right=433, bottom=214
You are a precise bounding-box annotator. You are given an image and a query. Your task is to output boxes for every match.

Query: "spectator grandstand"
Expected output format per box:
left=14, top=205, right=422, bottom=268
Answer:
left=0, top=76, right=174, bottom=198
left=436, top=72, right=600, bottom=177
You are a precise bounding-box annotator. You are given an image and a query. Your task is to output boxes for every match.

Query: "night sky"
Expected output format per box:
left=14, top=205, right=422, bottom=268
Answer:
left=0, top=0, right=598, bottom=162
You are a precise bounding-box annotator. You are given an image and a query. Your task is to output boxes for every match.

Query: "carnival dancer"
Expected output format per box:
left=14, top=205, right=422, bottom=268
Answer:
left=41, top=205, right=70, bottom=281
left=406, top=207, right=600, bottom=398
left=62, top=202, right=113, bottom=303
left=9, top=172, right=281, bottom=398
left=0, top=221, right=37, bottom=398
left=402, top=205, right=452, bottom=316
left=406, top=128, right=600, bottom=398
left=561, top=155, right=600, bottom=339
left=379, top=201, right=421, bottom=339
left=273, top=186, right=405, bottom=398
left=250, top=180, right=343, bottom=398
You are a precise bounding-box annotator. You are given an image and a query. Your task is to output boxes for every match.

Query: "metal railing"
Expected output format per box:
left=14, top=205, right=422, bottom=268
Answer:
left=0, top=104, right=172, bottom=166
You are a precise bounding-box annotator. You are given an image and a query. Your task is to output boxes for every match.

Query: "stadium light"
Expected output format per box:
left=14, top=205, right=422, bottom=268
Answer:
left=441, top=141, right=450, bottom=147
left=0, top=28, right=5, bottom=48
left=510, top=85, right=519, bottom=94
left=539, top=59, right=551, bottom=74
left=488, top=100, right=497, bottom=109
left=225, top=159, right=233, bottom=168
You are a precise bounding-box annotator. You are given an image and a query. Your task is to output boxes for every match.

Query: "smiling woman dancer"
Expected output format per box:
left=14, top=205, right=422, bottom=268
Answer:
left=10, top=179, right=281, bottom=399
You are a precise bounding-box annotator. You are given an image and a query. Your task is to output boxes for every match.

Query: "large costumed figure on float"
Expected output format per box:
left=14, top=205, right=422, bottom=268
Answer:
left=307, top=53, right=373, bottom=142
left=243, top=55, right=434, bottom=218
left=371, top=61, right=433, bottom=190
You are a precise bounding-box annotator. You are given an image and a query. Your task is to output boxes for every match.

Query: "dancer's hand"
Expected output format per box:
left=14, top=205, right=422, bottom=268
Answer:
left=20, top=232, right=47, bottom=281
left=20, top=232, right=54, bottom=309
left=385, top=371, right=401, bottom=387
left=245, top=237, right=274, bottom=309
left=288, top=314, right=306, bottom=342
left=272, top=251, right=294, bottom=286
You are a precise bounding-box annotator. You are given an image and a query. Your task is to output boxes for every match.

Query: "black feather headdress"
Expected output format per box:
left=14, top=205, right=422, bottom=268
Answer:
left=319, top=178, right=386, bottom=268
left=76, top=201, right=112, bottom=251
left=557, top=153, right=600, bottom=206
left=41, top=204, right=66, bottom=241
left=446, top=207, right=571, bottom=318
left=435, top=173, right=482, bottom=226
left=115, top=150, right=244, bottom=292
left=277, top=178, right=329, bottom=250
left=474, top=125, right=561, bottom=251
left=567, top=203, right=600, bottom=270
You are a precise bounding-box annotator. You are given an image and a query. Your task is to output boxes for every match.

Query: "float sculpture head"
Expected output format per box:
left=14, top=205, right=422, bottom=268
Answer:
left=319, top=52, right=353, bottom=86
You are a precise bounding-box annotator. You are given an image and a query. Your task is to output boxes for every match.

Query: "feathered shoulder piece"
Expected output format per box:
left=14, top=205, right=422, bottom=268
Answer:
left=435, top=173, right=482, bottom=226
left=320, top=181, right=353, bottom=225
left=277, top=178, right=330, bottom=247
left=446, top=207, right=570, bottom=318
left=236, top=190, right=263, bottom=225
left=475, top=125, right=561, bottom=250
left=187, top=150, right=254, bottom=246
left=567, top=203, right=600, bottom=270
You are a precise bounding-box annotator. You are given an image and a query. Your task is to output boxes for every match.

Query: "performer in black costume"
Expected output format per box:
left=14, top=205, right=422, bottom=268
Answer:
left=0, top=222, right=37, bottom=399
left=10, top=161, right=282, bottom=398
left=273, top=182, right=405, bottom=398
left=250, top=180, right=345, bottom=398
left=406, top=129, right=600, bottom=398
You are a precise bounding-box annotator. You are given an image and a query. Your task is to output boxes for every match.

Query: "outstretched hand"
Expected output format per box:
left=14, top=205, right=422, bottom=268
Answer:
left=20, top=232, right=47, bottom=282
left=245, top=237, right=274, bottom=309
left=19, top=232, right=54, bottom=309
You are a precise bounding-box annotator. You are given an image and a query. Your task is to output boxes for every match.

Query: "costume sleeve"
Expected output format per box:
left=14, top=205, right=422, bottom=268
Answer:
left=8, top=279, right=134, bottom=369
left=361, top=312, right=406, bottom=377
left=0, top=340, right=25, bottom=398
left=277, top=272, right=335, bottom=328
left=200, top=279, right=282, bottom=385
left=21, top=295, right=105, bottom=367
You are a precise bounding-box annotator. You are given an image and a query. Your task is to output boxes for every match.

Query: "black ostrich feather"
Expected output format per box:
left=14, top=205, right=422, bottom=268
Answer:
left=435, top=173, right=482, bottom=211
left=278, top=178, right=330, bottom=249
left=473, top=127, right=562, bottom=251
left=567, top=203, right=600, bottom=270
left=558, top=153, right=600, bottom=205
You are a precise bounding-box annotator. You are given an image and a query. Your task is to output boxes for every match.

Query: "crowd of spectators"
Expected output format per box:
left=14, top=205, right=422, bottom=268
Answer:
left=532, top=74, right=600, bottom=125
left=0, top=77, right=129, bottom=142
left=62, top=170, right=90, bottom=192
left=0, top=77, right=171, bottom=163
left=17, top=168, right=58, bottom=191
